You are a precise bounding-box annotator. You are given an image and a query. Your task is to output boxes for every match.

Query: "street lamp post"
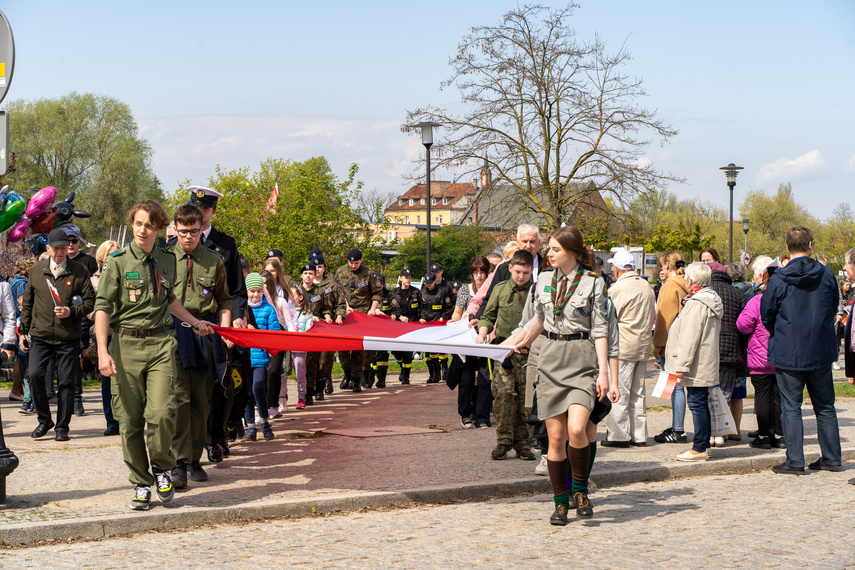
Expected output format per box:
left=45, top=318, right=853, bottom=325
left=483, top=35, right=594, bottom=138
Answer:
left=415, top=121, right=440, bottom=272
left=742, top=218, right=751, bottom=257
left=720, top=163, right=744, bottom=264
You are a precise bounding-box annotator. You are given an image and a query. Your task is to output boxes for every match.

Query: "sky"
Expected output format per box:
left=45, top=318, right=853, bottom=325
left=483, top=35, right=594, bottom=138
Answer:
left=2, top=0, right=854, bottom=219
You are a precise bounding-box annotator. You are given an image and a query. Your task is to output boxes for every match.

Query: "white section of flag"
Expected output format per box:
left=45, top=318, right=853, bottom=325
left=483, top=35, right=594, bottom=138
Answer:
left=362, top=319, right=513, bottom=361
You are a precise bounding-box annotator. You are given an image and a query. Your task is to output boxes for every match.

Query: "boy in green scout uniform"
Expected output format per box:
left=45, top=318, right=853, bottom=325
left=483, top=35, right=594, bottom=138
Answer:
left=168, top=204, right=232, bottom=489
left=476, top=250, right=536, bottom=461
left=94, top=200, right=213, bottom=511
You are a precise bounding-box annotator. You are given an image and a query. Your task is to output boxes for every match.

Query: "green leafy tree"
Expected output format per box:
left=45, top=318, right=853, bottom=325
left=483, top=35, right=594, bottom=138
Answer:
left=818, top=202, right=855, bottom=267
left=3, top=92, right=163, bottom=241
left=738, top=183, right=818, bottom=259
left=391, top=225, right=496, bottom=281
left=645, top=221, right=713, bottom=260
left=167, top=157, right=386, bottom=277
left=405, top=4, right=681, bottom=232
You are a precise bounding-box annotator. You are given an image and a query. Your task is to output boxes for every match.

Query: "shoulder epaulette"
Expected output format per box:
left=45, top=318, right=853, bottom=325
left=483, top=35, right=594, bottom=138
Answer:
left=110, top=249, right=125, bottom=257
left=158, top=246, right=176, bottom=255
left=588, top=271, right=598, bottom=278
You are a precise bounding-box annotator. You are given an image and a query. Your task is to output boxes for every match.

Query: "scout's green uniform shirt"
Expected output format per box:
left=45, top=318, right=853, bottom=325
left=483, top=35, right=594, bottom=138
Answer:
left=334, top=264, right=382, bottom=313
left=94, top=240, right=178, bottom=327
left=170, top=241, right=231, bottom=317
left=479, top=279, right=532, bottom=341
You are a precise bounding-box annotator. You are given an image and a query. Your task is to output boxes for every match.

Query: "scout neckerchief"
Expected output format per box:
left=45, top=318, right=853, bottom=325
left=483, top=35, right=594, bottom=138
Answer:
left=145, top=253, right=161, bottom=300
left=548, top=267, right=583, bottom=318
left=508, top=282, right=530, bottom=304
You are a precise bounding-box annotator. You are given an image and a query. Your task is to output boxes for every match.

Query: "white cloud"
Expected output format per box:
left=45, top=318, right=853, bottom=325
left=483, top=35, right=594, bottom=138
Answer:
left=757, top=150, right=826, bottom=183
left=634, top=157, right=652, bottom=169
left=137, top=114, right=409, bottom=192
left=847, top=153, right=855, bottom=171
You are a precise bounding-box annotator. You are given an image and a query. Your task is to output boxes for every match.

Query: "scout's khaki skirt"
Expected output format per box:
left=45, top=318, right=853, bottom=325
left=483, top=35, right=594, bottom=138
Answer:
left=535, top=337, right=597, bottom=419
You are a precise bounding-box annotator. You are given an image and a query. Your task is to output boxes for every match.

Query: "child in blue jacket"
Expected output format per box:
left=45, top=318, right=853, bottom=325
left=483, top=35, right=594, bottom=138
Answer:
left=244, top=273, right=278, bottom=441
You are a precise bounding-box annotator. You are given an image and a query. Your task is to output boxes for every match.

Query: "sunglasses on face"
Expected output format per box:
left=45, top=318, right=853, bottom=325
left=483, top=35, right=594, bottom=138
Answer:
left=67, top=238, right=79, bottom=244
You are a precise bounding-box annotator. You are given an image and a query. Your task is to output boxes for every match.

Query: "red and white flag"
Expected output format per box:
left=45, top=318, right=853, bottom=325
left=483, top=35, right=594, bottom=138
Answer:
left=212, top=312, right=513, bottom=361
left=652, top=370, right=677, bottom=399
left=273, top=182, right=280, bottom=200
left=46, top=279, right=62, bottom=306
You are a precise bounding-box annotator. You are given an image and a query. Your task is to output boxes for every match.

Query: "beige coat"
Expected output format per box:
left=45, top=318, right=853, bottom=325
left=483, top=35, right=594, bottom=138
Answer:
left=665, top=287, right=723, bottom=387
left=610, top=271, right=656, bottom=360
left=653, top=273, right=689, bottom=348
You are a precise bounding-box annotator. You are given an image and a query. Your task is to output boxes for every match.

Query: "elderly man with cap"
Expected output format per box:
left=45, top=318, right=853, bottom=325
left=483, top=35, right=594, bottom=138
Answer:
left=20, top=228, right=96, bottom=441
left=334, top=248, right=383, bottom=391
left=183, top=186, right=248, bottom=462
left=602, top=249, right=656, bottom=447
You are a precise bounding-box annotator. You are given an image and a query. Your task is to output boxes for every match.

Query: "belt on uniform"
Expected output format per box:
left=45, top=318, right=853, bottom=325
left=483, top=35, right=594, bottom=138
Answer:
left=116, top=325, right=169, bottom=338
left=541, top=331, right=589, bottom=341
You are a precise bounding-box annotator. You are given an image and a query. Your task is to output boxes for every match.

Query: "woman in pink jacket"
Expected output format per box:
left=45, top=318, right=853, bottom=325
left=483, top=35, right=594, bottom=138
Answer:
left=736, top=255, right=784, bottom=449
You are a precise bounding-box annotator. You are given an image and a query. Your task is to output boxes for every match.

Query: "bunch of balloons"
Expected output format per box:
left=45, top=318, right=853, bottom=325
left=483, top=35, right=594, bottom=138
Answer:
left=0, top=185, right=91, bottom=253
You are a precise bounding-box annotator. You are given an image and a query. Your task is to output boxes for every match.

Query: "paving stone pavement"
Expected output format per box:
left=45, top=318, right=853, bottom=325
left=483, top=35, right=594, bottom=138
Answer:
left=1, top=470, right=853, bottom=567
left=0, top=363, right=853, bottom=547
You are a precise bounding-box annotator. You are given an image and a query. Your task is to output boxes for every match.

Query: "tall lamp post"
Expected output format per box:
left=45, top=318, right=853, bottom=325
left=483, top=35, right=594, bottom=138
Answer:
left=720, top=163, right=744, bottom=264
left=742, top=218, right=751, bottom=257
left=415, top=121, right=440, bottom=272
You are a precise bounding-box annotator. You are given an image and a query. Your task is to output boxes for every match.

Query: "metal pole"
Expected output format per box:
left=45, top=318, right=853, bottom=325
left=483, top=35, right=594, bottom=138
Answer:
left=744, top=231, right=748, bottom=255
left=425, top=143, right=432, bottom=272
left=729, top=185, right=734, bottom=264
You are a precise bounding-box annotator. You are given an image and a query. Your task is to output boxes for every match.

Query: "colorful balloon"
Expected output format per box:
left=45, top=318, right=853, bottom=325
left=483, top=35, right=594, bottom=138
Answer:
left=29, top=210, right=57, bottom=234
left=0, top=192, right=26, bottom=233
left=25, top=186, right=57, bottom=219
left=7, top=217, right=29, bottom=242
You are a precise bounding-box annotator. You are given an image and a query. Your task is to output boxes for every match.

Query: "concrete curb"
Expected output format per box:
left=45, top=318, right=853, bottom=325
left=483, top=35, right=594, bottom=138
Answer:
left=2, top=447, right=853, bottom=546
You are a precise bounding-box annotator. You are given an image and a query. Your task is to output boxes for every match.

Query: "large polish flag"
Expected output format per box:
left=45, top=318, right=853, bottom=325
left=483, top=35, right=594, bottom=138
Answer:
left=212, top=312, right=513, bottom=360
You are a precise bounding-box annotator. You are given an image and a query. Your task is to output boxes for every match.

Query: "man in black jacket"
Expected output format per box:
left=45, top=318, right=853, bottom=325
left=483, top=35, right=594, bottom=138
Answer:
left=20, top=229, right=95, bottom=441
left=761, top=226, right=841, bottom=475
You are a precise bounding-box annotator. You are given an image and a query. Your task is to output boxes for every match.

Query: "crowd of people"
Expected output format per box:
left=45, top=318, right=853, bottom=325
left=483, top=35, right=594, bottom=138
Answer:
left=4, top=189, right=853, bottom=519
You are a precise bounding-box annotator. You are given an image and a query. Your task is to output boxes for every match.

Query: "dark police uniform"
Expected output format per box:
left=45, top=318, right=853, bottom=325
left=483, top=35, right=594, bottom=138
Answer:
left=169, top=239, right=231, bottom=481
left=369, top=274, right=392, bottom=388
left=419, top=276, right=454, bottom=383
left=389, top=281, right=421, bottom=384
left=94, top=241, right=178, bottom=488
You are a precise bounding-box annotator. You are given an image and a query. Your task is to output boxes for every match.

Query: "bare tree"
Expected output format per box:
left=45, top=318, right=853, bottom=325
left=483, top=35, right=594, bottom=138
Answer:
left=351, top=187, right=399, bottom=224
left=404, top=4, right=682, bottom=232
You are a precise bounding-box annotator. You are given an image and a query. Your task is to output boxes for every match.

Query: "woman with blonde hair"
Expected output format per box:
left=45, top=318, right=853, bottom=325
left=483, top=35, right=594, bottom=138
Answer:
left=653, top=251, right=690, bottom=444
left=92, top=240, right=121, bottom=436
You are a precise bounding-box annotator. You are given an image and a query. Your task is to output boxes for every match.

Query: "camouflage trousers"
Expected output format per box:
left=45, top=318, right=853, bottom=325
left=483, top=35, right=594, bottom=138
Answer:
left=491, top=352, right=531, bottom=450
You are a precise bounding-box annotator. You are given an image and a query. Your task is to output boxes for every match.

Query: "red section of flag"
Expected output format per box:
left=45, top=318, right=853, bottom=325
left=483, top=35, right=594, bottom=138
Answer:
left=212, top=313, right=443, bottom=354
left=46, top=279, right=62, bottom=305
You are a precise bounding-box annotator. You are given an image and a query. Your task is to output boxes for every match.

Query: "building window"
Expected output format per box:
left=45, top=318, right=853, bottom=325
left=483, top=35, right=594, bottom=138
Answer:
left=432, top=197, right=438, bottom=205
left=416, top=215, right=420, bottom=224
left=404, top=216, right=409, bottom=224
left=409, top=198, right=414, bottom=206
left=400, top=199, right=406, bottom=206
left=443, top=197, right=451, bottom=205
left=420, top=198, right=425, bottom=206
left=437, top=215, right=443, bottom=224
